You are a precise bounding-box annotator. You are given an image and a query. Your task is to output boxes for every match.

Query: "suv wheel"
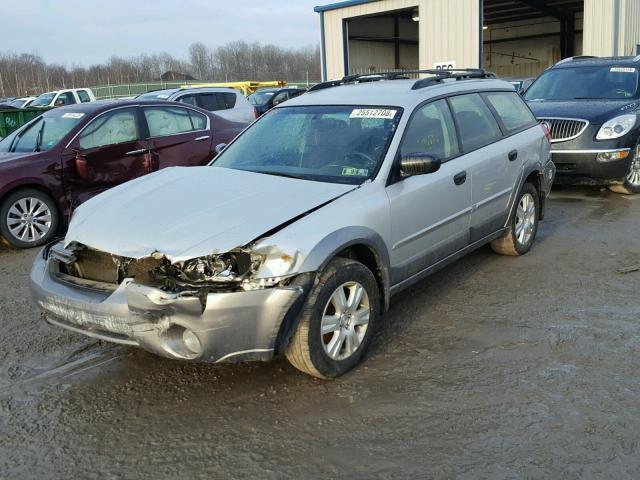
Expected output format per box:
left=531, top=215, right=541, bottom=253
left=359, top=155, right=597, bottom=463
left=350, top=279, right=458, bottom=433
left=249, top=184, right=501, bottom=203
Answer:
left=0, top=188, right=59, bottom=249
left=609, top=144, right=640, bottom=194
left=285, top=257, right=380, bottom=379
left=491, top=182, right=539, bottom=256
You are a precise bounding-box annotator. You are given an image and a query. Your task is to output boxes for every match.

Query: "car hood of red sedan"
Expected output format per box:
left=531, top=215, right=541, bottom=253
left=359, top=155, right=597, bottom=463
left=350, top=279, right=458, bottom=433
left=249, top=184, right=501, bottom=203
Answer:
left=0, top=151, right=37, bottom=164
left=64, top=166, right=357, bottom=262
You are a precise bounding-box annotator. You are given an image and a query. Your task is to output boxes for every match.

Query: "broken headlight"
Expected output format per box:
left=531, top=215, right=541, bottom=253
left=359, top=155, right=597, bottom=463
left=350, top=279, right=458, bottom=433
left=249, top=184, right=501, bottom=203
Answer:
left=153, top=252, right=261, bottom=289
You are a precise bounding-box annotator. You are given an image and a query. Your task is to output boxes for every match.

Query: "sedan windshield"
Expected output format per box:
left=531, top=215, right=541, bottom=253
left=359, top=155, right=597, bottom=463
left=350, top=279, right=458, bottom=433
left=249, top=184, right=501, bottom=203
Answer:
left=525, top=66, right=640, bottom=101
left=0, top=109, right=85, bottom=153
left=137, top=89, right=179, bottom=100
left=248, top=91, right=275, bottom=106
left=30, top=93, right=56, bottom=107
left=212, top=105, right=401, bottom=184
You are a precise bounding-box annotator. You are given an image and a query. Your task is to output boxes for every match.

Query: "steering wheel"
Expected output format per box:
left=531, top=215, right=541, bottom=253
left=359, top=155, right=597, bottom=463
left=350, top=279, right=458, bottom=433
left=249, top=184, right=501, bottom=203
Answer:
left=343, top=152, right=376, bottom=169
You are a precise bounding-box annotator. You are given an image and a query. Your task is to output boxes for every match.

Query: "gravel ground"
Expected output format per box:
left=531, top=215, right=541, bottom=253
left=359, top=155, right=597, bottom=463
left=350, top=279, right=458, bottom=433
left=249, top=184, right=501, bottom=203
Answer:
left=1, top=187, right=639, bottom=479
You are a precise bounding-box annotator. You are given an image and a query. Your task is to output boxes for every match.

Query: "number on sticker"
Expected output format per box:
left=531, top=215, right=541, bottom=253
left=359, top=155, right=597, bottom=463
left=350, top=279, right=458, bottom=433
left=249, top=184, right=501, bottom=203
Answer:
left=350, top=109, right=397, bottom=120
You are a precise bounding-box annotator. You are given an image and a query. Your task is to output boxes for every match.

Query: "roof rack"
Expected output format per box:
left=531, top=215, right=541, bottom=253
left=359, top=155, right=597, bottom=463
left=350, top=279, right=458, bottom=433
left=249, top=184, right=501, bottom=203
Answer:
left=308, top=69, right=496, bottom=92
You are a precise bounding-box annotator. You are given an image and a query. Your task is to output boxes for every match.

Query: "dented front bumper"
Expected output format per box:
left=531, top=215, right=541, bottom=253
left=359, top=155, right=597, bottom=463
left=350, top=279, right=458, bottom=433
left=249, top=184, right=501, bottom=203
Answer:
left=30, top=251, right=302, bottom=363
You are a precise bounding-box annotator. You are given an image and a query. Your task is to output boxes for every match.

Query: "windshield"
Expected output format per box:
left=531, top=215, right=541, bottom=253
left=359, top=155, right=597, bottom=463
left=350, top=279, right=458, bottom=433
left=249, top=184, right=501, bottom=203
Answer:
left=212, top=105, right=402, bottom=185
left=0, top=109, right=85, bottom=153
left=525, top=66, right=640, bottom=101
left=248, top=91, right=275, bottom=106
left=30, top=93, right=56, bottom=107
left=8, top=99, right=26, bottom=108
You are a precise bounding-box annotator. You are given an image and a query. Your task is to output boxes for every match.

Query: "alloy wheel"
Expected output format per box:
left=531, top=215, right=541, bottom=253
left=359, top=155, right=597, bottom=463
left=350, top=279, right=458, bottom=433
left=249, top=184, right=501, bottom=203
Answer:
left=626, top=146, right=640, bottom=187
left=320, top=281, right=370, bottom=361
left=6, top=197, right=52, bottom=244
left=515, top=192, right=536, bottom=246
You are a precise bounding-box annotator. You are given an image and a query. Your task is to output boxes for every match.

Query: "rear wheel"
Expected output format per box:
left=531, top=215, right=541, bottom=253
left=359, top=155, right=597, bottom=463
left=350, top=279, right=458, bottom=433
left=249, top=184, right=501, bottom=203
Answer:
left=285, top=257, right=380, bottom=379
left=0, top=188, right=59, bottom=249
left=491, top=182, right=539, bottom=256
left=609, top=144, right=640, bottom=194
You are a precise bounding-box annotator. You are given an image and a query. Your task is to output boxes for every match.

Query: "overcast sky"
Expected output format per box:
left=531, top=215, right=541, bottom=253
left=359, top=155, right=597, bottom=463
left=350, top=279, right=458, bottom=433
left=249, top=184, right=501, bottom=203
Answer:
left=1, top=0, right=323, bottom=65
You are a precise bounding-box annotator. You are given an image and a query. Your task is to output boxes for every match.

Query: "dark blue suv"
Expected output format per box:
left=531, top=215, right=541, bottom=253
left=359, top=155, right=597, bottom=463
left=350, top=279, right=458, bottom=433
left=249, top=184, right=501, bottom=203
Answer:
left=525, top=56, right=640, bottom=194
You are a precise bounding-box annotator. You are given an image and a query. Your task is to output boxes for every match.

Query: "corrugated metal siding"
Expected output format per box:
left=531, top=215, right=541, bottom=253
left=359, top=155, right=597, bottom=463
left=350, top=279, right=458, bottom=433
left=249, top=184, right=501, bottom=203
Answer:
left=421, top=0, right=479, bottom=69
left=321, top=0, right=479, bottom=80
left=323, top=0, right=420, bottom=79
left=620, top=0, right=640, bottom=56
left=583, top=0, right=615, bottom=56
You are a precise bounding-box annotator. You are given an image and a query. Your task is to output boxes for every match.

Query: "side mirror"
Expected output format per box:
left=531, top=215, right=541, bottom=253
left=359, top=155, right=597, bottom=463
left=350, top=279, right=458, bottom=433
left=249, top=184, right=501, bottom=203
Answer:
left=54, top=99, right=65, bottom=107
left=400, top=154, right=441, bottom=177
left=214, top=143, right=227, bottom=154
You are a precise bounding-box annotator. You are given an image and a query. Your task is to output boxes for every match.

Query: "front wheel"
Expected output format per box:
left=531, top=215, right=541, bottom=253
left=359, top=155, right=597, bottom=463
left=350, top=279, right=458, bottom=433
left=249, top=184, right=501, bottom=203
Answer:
left=491, top=182, right=539, bottom=256
left=609, top=144, right=640, bottom=194
left=285, top=257, right=380, bottom=379
left=0, top=188, right=59, bottom=248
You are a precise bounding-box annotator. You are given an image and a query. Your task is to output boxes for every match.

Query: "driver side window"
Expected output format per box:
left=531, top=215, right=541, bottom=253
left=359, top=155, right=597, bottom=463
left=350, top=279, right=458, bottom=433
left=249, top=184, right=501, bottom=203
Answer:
left=79, top=108, right=139, bottom=150
left=400, top=99, right=459, bottom=161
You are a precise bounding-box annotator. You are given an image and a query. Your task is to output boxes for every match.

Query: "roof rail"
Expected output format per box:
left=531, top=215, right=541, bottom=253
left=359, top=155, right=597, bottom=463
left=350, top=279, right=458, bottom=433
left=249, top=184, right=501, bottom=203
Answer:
left=555, top=55, right=598, bottom=66
left=308, top=69, right=496, bottom=92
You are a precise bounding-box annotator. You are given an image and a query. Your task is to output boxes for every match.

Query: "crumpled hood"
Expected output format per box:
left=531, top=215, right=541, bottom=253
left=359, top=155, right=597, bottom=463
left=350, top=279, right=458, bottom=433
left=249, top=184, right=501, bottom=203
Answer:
left=65, top=166, right=356, bottom=261
left=527, top=99, right=639, bottom=124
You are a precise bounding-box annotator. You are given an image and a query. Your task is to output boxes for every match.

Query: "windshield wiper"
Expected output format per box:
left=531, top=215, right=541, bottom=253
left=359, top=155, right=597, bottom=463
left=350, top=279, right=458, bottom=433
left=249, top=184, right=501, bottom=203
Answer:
left=258, top=171, right=307, bottom=180
left=573, top=96, right=607, bottom=100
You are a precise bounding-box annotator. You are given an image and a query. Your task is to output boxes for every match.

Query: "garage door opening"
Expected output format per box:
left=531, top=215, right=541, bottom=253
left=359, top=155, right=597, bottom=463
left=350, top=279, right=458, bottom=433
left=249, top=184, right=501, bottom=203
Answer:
left=345, top=8, right=419, bottom=76
left=483, top=0, right=584, bottom=78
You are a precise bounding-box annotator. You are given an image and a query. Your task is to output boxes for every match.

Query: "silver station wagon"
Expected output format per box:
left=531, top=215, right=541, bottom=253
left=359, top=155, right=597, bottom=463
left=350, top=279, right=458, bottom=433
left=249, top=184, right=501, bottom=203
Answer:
left=31, top=69, right=555, bottom=378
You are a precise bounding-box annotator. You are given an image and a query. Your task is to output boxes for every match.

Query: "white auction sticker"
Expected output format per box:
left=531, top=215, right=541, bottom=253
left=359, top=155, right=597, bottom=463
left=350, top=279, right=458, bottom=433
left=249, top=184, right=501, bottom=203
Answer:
left=610, top=67, right=636, bottom=73
left=350, top=108, right=397, bottom=120
left=61, top=113, right=85, bottom=119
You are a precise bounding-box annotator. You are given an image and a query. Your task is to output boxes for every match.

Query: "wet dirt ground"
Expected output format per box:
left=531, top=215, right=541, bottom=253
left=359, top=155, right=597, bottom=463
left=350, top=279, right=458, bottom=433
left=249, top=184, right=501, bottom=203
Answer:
left=1, top=187, right=639, bottom=479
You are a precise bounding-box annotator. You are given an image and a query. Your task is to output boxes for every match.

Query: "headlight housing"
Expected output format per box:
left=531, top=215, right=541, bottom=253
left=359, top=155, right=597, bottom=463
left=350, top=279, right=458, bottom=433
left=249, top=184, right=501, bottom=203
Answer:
left=596, top=114, right=637, bottom=140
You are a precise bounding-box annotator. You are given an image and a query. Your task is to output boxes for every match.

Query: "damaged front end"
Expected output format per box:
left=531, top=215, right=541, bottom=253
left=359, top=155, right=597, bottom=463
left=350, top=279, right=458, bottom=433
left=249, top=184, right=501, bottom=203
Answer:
left=31, top=241, right=310, bottom=363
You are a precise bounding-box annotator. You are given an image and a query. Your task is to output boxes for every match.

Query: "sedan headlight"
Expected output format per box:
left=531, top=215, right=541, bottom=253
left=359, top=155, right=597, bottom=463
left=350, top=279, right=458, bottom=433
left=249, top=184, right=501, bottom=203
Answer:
left=596, top=114, right=637, bottom=140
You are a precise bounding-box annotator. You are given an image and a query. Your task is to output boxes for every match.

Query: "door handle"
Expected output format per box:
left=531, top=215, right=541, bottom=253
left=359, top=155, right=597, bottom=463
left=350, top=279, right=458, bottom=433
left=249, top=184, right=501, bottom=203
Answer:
left=126, top=148, right=147, bottom=156
left=194, top=135, right=210, bottom=142
left=453, top=171, right=467, bottom=185
left=508, top=149, right=518, bottom=161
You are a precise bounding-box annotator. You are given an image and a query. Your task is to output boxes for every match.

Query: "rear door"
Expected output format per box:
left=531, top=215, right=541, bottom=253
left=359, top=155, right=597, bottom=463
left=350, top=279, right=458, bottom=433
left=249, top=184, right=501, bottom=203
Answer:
left=448, top=92, right=522, bottom=242
left=386, top=99, right=473, bottom=284
left=62, top=106, right=150, bottom=205
left=142, top=105, right=212, bottom=169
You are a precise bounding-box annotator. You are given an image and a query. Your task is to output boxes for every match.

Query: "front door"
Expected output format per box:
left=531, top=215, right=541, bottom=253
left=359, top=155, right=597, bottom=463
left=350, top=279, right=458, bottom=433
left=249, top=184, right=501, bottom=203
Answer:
left=386, top=99, right=473, bottom=286
left=142, top=105, right=213, bottom=169
left=62, top=107, right=150, bottom=206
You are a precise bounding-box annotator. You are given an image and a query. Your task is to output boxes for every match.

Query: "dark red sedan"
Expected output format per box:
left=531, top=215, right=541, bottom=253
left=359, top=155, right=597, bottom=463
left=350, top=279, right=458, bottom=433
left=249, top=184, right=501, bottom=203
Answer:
left=0, top=100, right=247, bottom=248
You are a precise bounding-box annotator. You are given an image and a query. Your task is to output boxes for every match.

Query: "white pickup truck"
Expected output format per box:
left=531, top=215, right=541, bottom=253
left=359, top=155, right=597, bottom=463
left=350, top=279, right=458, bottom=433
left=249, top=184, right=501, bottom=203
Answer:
left=30, top=88, right=96, bottom=108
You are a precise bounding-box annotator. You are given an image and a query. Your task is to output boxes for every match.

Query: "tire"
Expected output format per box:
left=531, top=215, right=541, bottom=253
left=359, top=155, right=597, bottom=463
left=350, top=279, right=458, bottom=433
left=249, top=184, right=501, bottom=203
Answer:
left=0, top=188, right=59, bottom=249
left=491, top=182, right=539, bottom=256
left=285, top=257, right=380, bottom=379
left=608, top=144, right=640, bottom=195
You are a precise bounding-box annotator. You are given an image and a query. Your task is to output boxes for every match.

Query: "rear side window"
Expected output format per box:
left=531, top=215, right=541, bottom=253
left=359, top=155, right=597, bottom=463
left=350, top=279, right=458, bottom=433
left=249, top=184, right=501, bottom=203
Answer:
left=484, top=92, right=536, bottom=133
left=79, top=108, right=138, bottom=150
left=449, top=93, right=502, bottom=152
left=144, top=107, right=195, bottom=137
left=189, top=110, right=207, bottom=130
left=198, top=93, right=236, bottom=111
left=77, top=90, right=91, bottom=103
left=400, top=99, right=459, bottom=161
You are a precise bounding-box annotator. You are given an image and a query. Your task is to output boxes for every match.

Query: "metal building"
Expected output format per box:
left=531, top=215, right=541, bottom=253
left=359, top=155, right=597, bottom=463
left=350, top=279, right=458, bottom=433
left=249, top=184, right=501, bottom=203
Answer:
left=315, top=0, right=640, bottom=80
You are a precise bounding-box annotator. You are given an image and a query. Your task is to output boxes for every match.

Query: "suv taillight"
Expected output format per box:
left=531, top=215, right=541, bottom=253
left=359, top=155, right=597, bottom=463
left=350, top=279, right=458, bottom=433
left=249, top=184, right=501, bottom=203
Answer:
left=541, top=122, right=552, bottom=143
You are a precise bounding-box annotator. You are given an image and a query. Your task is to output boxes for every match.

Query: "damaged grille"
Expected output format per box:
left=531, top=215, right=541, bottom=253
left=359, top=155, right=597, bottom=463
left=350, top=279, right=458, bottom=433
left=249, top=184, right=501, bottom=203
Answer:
left=61, top=247, right=163, bottom=286
left=53, top=244, right=257, bottom=293
left=538, top=118, right=588, bottom=143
